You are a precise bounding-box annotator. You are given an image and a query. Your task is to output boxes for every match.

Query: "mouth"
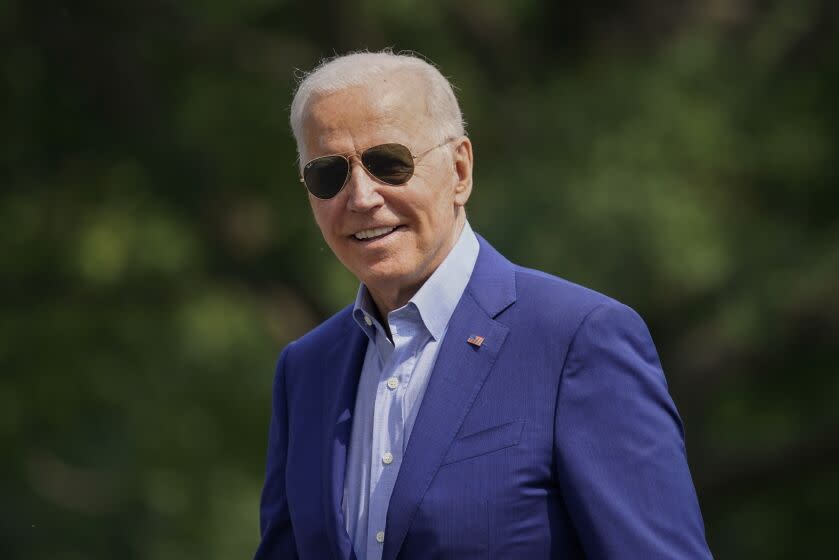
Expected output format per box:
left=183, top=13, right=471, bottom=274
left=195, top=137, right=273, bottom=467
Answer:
left=351, top=225, right=404, bottom=242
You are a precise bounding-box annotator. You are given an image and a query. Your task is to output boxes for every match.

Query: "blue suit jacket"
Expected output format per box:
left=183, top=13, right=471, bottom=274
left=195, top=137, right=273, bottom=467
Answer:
left=255, top=236, right=712, bottom=559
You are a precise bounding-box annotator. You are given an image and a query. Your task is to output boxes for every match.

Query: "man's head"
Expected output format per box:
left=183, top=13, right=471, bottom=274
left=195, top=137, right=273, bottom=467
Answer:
left=291, top=51, right=474, bottom=314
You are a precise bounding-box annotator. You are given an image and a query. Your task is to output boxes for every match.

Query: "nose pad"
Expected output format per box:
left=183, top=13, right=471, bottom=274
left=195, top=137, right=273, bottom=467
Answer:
left=345, top=159, right=384, bottom=211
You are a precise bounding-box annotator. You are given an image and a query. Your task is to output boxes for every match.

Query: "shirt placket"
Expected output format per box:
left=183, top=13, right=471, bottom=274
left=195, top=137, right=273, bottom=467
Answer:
left=365, top=315, right=419, bottom=560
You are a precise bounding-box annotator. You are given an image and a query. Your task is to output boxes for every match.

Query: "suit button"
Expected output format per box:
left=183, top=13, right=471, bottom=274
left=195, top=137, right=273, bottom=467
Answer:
left=376, top=531, right=385, bottom=543
left=382, top=452, right=394, bottom=465
left=386, top=377, right=399, bottom=390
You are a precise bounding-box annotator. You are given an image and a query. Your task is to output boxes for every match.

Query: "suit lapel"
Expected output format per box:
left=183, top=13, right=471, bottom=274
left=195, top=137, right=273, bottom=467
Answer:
left=321, top=318, right=367, bottom=560
left=382, top=237, right=516, bottom=560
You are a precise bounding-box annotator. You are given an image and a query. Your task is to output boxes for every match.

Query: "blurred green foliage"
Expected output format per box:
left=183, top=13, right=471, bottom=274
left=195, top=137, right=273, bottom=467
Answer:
left=2, top=0, right=838, bottom=558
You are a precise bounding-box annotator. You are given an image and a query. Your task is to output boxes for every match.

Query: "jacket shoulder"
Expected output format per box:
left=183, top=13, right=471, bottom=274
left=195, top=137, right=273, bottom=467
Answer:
left=512, top=264, right=619, bottom=319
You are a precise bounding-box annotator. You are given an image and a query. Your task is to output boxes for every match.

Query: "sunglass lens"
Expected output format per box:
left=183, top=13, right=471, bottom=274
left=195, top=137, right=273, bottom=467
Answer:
left=304, top=156, right=349, bottom=198
left=362, top=144, right=414, bottom=185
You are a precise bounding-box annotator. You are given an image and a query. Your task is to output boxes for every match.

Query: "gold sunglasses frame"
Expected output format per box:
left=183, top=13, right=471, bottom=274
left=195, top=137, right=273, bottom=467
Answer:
left=299, top=137, right=457, bottom=199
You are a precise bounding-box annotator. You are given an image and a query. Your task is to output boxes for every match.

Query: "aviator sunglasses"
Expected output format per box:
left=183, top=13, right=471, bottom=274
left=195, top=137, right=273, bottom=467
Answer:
left=300, top=138, right=455, bottom=199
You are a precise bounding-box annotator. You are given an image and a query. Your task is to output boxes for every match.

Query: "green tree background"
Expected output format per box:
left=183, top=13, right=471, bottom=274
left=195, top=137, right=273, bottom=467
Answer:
left=3, top=0, right=838, bottom=558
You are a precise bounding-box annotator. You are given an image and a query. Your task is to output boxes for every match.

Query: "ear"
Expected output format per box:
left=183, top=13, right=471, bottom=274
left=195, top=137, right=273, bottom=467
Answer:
left=452, top=136, right=473, bottom=207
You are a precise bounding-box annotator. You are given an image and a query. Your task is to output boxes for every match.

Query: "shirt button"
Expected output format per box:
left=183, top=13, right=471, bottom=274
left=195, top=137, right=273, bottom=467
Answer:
left=386, top=377, right=399, bottom=390
left=382, top=452, right=394, bottom=465
left=376, top=530, right=385, bottom=543
left=364, top=315, right=373, bottom=326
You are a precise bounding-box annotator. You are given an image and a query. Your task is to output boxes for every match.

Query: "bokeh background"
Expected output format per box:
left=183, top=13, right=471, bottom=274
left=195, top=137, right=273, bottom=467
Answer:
left=3, top=0, right=838, bottom=558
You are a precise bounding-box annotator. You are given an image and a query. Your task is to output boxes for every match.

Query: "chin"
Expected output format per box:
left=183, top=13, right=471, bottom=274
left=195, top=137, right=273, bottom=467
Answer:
left=357, top=266, right=409, bottom=288
left=355, top=258, right=419, bottom=288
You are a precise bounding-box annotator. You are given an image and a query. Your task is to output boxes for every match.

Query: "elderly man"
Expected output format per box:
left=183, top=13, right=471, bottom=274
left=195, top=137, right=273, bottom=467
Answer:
left=255, top=51, right=712, bottom=560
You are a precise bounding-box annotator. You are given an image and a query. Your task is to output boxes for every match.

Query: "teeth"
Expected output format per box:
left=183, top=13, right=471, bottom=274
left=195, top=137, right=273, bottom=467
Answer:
left=354, top=226, right=396, bottom=240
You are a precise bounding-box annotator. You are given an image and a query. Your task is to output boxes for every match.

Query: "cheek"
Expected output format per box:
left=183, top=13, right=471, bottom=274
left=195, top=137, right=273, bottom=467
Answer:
left=424, top=189, right=456, bottom=225
left=310, top=202, right=338, bottom=235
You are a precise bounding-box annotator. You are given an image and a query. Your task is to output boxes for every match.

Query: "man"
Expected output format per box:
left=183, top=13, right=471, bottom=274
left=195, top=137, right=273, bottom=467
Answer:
left=255, top=51, right=712, bottom=559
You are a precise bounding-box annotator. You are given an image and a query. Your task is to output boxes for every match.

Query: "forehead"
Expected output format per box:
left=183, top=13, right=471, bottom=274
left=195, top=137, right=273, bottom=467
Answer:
left=300, top=78, right=431, bottom=159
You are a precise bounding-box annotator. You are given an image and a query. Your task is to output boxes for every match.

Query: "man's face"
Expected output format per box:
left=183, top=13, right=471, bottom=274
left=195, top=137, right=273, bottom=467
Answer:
left=298, top=80, right=472, bottom=308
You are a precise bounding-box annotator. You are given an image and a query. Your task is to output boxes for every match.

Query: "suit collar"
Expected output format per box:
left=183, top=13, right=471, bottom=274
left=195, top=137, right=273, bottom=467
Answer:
left=469, top=233, right=517, bottom=318
left=322, top=233, right=517, bottom=560
left=382, top=233, right=517, bottom=560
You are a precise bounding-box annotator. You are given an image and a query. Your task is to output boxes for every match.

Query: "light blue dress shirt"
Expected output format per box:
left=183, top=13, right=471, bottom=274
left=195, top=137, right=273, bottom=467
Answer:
left=342, top=221, right=480, bottom=560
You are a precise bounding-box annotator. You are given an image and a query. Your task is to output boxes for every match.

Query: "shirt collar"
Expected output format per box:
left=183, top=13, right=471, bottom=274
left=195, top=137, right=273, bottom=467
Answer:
left=352, top=221, right=480, bottom=342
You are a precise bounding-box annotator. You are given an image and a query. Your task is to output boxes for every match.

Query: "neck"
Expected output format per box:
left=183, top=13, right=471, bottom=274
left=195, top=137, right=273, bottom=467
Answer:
left=367, top=217, right=466, bottom=318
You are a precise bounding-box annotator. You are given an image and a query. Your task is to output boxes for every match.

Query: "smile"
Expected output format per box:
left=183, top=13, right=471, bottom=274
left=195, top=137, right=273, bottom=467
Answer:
left=352, top=225, right=401, bottom=241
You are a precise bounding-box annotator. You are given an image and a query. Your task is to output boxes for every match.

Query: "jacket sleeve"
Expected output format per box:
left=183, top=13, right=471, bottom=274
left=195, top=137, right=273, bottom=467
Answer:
left=254, top=345, right=300, bottom=560
left=553, top=301, right=712, bottom=559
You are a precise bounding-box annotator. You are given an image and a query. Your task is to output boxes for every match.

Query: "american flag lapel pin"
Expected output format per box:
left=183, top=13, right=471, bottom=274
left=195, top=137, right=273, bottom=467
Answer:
left=467, top=335, right=485, bottom=347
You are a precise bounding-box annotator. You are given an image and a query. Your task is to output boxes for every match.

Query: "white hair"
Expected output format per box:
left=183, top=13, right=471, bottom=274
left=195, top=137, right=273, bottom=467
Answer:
left=289, top=50, right=466, bottom=157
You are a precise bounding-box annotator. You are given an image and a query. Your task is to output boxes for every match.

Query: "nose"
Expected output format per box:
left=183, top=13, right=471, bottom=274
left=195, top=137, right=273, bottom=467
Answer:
left=344, top=159, right=385, bottom=212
